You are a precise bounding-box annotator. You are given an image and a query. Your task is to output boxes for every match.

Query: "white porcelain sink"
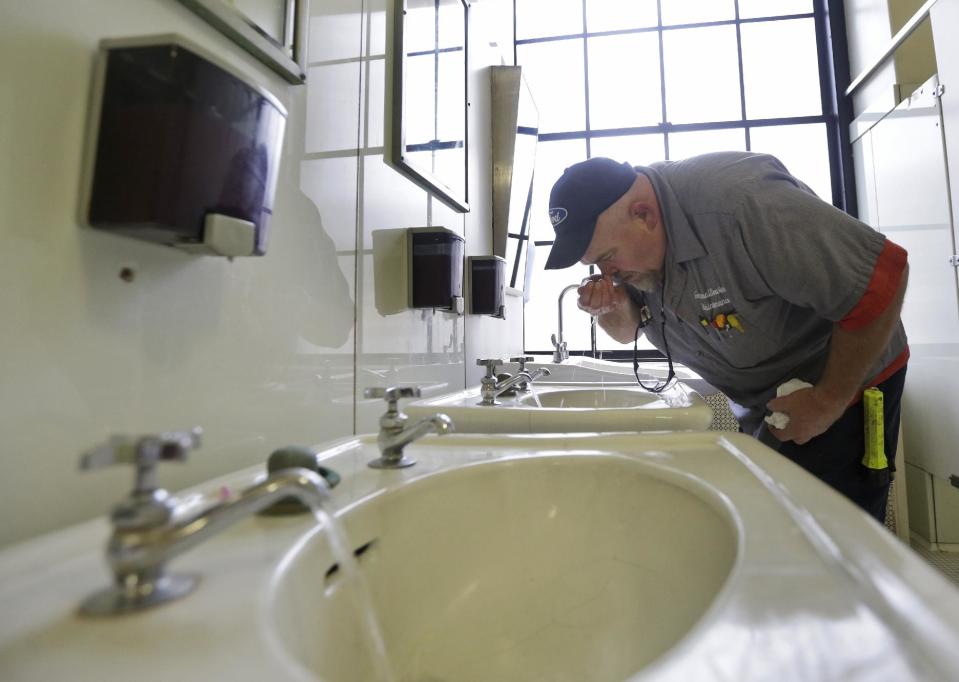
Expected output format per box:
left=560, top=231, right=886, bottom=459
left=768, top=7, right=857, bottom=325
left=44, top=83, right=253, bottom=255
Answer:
left=517, top=386, right=661, bottom=408
left=404, top=382, right=712, bottom=433
left=271, top=452, right=736, bottom=682
left=4, top=432, right=959, bottom=682
left=503, top=357, right=716, bottom=394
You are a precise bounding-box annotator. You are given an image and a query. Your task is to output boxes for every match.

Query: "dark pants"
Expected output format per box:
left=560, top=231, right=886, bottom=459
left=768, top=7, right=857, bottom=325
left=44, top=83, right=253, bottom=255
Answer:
left=742, top=367, right=906, bottom=523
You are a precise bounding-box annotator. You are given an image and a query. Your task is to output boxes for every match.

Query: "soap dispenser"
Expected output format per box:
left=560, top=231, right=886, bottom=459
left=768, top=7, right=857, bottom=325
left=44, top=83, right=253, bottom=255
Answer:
left=467, top=256, right=506, bottom=318
left=79, top=34, right=288, bottom=257
left=407, top=227, right=465, bottom=313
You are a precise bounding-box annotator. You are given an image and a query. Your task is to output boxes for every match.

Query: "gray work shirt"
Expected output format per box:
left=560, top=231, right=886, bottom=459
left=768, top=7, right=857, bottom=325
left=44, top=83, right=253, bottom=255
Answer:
left=634, top=152, right=907, bottom=419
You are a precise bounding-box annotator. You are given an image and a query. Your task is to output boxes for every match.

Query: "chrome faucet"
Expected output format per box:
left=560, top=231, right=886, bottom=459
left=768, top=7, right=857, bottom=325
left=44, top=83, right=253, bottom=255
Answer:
left=364, top=386, right=454, bottom=469
left=78, top=429, right=331, bottom=616
left=477, top=358, right=551, bottom=405
left=551, top=283, right=580, bottom=363
left=509, top=356, right=536, bottom=392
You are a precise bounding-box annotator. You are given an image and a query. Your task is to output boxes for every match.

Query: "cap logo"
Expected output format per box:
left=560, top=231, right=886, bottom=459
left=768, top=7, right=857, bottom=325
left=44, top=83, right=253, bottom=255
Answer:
left=549, top=208, right=568, bottom=227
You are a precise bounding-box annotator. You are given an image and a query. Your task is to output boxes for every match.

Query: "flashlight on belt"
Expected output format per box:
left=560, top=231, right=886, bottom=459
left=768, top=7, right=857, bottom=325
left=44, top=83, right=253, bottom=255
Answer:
left=862, top=387, right=890, bottom=485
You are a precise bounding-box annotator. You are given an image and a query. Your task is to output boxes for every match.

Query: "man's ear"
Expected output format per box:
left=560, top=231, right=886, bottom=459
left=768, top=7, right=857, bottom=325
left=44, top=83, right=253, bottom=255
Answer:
left=630, top=201, right=658, bottom=230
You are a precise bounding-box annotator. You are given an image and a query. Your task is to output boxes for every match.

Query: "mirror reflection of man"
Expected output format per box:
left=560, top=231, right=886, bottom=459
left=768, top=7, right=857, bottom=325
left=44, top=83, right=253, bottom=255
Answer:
left=544, top=153, right=909, bottom=523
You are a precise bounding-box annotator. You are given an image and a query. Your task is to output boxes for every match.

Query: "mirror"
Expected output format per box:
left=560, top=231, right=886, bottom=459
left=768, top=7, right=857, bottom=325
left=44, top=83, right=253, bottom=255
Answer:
left=491, top=65, right=539, bottom=260
left=386, top=0, right=470, bottom=213
left=177, top=0, right=308, bottom=84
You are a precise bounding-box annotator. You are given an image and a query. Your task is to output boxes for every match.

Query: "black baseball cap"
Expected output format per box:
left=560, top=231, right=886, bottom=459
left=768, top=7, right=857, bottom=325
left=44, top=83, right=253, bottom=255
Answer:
left=544, top=157, right=638, bottom=270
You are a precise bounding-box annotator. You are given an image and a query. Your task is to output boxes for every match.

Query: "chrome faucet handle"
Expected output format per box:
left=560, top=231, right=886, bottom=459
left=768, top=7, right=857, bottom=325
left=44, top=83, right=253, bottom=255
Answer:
left=476, top=358, right=505, bottom=379
left=510, top=356, right=535, bottom=372
left=80, top=428, right=203, bottom=500
left=550, top=334, right=568, bottom=363
left=364, top=386, right=421, bottom=402
left=80, top=429, right=202, bottom=467
left=363, top=386, right=422, bottom=415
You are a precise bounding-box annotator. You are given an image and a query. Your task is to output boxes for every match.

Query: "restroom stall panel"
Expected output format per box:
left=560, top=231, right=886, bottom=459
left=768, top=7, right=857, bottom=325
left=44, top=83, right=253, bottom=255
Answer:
left=866, top=76, right=959, bottom=486
left=930, top=0, right=959, bottom=278
left=851, top=130, right=879, bottom=230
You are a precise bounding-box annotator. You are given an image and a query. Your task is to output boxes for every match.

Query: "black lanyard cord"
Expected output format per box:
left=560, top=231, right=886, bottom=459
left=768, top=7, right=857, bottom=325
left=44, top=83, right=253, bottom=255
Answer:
left=632, top=271, right=676, bottom=393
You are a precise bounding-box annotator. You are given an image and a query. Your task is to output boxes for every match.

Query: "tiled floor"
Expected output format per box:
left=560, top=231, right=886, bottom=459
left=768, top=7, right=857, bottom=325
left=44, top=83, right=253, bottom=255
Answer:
left=910, top=539, right=959, bottom=588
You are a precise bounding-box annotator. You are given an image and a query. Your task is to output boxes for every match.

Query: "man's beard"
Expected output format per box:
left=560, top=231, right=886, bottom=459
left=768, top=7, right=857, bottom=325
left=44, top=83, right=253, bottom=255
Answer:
left=621, top=270, right=661, bottom=292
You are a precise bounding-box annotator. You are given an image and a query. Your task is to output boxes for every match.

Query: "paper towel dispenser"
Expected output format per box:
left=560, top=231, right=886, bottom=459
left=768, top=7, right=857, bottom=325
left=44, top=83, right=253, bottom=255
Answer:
left=79, top=34, right=287, bottom=257
left=408, top=227, right=464, bottom=313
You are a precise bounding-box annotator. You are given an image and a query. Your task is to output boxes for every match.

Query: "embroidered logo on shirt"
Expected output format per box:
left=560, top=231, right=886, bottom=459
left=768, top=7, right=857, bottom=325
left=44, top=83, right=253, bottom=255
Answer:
left=694, top=286, right=731, bottom=312
left=548, top=208, right=568, bottom=227
left=694, top=286, right=743, bottom=332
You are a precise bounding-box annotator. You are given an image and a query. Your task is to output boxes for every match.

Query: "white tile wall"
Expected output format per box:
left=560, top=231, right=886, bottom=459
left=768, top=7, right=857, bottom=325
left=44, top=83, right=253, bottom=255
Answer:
left=0, top=0, right=521, bottom=548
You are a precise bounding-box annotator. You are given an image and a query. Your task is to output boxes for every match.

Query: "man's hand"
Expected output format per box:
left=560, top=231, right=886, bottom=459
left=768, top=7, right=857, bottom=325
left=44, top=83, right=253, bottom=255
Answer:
left=766, top=387, right=846, bottom=444
left=577, top=275, right=629, bottom=316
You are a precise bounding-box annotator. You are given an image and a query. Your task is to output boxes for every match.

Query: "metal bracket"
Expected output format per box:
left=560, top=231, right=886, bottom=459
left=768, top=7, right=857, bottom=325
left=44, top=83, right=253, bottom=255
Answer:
left=950, top=255, right=959, bottom=267
left=933, top=83, right=946, bottom=98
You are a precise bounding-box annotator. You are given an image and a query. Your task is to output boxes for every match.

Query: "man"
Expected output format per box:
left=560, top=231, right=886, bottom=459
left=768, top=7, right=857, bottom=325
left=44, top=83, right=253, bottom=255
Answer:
left=545, top=153, right=908, bottom=522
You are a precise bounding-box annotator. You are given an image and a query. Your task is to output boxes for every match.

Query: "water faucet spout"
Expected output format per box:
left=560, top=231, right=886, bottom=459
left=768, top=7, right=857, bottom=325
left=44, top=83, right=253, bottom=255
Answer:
left=107, top=468, right=329, bottom=586
left=78, top=430, right=333, bottom=617
left=377, top=413, right=454, bottom=464
left=552, top=283, right=580, bottom=363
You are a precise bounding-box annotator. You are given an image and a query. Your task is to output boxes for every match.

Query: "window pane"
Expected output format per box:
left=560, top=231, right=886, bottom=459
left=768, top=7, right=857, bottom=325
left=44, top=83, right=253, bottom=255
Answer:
left=518, top=39, right=586, bottom=133
left=525, top=258, right=592, bottom=351
left=405, top=54, right=435, bottom=145
left=516, top=0, right=583, bottom=39
left=596, top=322, right=658, bottom=352
left=437, top=0, right=464, bottom=49
left=508, top=236, right=530, bottom=289
left=405, top=3, right=435, bottom=53
left=663, top=26, right=741, bottom=123
left=588, top=33, right=662, bottom=129
left=742, top=18, right=821, bottom=119
left=436, top=50, right=465, bottom=141
left=750, top=123, right=831, bottom=201
left=661, top=0, right=735, bottom=25
left=669, top=127, right=747, bottom=159
left=590, top=134, right=666, bottom=165
left=529, top=139, right=587, bottom=241
left=586, top=0, right=658, bottom=32
left=738, top=0, right=813, bottom=19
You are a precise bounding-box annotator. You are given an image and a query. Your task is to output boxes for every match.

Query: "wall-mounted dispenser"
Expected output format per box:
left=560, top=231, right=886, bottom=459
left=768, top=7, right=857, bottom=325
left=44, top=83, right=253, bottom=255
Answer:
left=408, top=227, right=465, bottom=313
left=79, top=34, right=288, bottom=257
left=467, top=256, right=506, bottom=318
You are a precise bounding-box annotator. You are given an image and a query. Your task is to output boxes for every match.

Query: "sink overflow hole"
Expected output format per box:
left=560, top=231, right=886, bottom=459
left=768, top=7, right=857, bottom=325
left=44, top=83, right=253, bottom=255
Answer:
left=324, top=539, right=377, bottom=583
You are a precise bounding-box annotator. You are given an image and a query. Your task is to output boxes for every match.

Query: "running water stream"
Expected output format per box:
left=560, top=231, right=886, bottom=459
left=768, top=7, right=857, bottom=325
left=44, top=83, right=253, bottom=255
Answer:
left=312, top=503, right=396, bottom=682
left=525, top=382, right=543, bottom=408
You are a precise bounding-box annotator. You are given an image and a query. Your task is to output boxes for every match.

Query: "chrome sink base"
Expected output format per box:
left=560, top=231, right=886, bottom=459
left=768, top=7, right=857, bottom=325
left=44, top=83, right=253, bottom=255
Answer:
left=80, top=572, right=198, bottom=617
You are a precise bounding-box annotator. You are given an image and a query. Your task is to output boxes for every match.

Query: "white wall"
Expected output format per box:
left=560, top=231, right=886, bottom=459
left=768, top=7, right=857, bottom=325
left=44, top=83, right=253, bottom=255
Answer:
left=0, top=0, right=521, bottom=548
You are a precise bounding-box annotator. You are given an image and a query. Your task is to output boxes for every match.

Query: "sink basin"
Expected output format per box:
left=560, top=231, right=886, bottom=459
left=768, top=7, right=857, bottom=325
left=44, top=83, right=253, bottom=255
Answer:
left=517, top=386, right=660, bottom=408
left=271, top=453, right=737, bottom=682
left=404, top=382, right=712, bottom=433
left=5, top=432, right=959, bottom=682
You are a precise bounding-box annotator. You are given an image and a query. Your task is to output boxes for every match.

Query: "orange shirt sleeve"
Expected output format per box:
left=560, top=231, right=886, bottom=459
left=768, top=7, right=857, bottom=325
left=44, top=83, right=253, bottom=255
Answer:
left=839, top=239, right=908, bottom=332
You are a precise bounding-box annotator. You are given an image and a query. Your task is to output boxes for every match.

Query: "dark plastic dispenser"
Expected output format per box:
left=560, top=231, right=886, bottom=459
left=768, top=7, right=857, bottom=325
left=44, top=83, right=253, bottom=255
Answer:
left=408, top=227, right=465, bottom=313
left=80, top=35, right=288, bottom=257
left=467, top=256, right=506, bottom=317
